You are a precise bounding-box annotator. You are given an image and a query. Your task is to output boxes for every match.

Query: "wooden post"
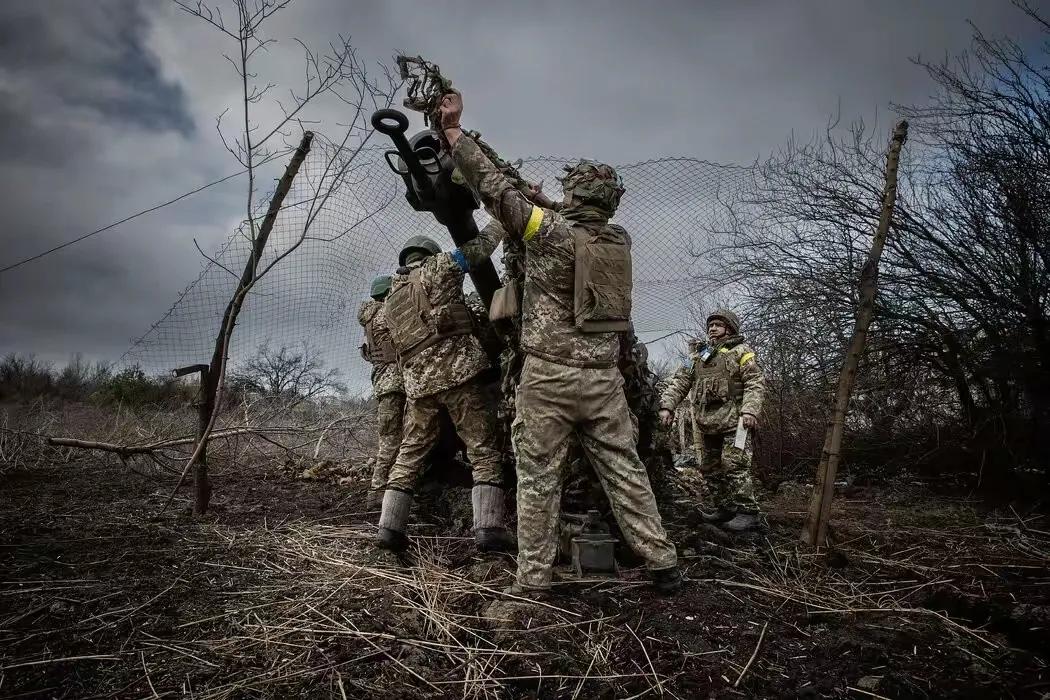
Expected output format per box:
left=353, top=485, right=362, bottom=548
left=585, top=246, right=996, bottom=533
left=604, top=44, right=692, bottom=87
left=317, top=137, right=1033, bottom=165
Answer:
left=802, top=120, right=908, bottom=547
left=192, top=131, right=315, bottom=515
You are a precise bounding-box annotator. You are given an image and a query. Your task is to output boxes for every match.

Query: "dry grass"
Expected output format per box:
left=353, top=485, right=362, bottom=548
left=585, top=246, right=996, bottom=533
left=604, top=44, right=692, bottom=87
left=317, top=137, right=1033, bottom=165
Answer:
left=1, top=402, right=1048, bottom=697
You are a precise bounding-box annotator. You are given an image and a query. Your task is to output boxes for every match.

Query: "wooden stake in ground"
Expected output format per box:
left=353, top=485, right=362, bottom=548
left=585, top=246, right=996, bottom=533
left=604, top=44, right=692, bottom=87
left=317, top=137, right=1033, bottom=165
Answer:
left=170, top=131, right=314, bottom=516
left=803, top=120, right=908, bottom=547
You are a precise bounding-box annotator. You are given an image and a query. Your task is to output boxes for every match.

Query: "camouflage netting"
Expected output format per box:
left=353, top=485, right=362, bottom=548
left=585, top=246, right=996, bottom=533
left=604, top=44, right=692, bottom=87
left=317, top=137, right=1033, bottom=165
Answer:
left=120, top=133, right=754, bottom=395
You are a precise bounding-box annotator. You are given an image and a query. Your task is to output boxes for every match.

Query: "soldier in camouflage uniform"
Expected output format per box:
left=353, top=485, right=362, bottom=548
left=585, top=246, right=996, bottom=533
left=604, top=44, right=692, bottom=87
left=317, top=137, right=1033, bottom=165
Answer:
left=358, top=275, right=406, bottom=510
left=439, top=91, right=682, bottom=595
left=659, top=310, right=766, bottom=532
left=376, top=224, right=515, bottom=553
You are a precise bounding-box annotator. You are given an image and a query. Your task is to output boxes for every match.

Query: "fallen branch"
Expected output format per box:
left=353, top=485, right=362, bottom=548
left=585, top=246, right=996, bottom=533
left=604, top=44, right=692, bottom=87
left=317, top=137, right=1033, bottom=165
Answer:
left=47, top=415, right=367, bottom=458
left=734, top=621, right=768, bottom=688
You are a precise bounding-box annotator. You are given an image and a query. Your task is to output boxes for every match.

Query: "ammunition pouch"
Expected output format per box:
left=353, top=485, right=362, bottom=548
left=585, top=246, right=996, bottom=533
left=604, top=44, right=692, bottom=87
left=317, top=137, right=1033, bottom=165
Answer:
left=573, top=225, right=632, bottom=333
left=385, top=269, right=472, bottom=362
left=433, top=302, right=474, bottom=337
left=361, top=307, right=398, bottom=365
left=693, top=359, right=745, bottom=407
left=489, top=279, right=521, bottom=322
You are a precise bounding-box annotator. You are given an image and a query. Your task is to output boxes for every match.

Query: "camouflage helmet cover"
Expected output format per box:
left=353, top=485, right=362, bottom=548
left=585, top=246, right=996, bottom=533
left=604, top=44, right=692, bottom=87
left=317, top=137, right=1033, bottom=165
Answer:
left=398, top=235, right=442, bottom=266
left=558, top=160, right=625, bottom=214
left=706, top=309, right=741, bottom=335
left=370, top=275, right=393, bottom=300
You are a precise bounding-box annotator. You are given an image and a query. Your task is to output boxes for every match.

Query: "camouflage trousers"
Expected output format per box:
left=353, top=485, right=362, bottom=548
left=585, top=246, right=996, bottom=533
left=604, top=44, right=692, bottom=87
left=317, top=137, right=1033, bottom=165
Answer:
left=370, top=391, right=405, bottom=491
left=700, top=431, right=760, bottom=513
left=385, top=377, right=503, bottom=492
left=512, top=355, right=677, bottom=589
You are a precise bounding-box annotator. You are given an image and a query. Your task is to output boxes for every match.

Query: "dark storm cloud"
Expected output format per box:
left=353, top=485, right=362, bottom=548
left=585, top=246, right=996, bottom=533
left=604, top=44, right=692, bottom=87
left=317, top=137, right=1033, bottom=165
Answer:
left=345, top=0, right=1041, bottom=164
left=0, top=0, right=194, bottom=136
left=0, top=89, right=94, bottom=165
left=0, top=0, right=1045, bottom=369
left=0, top=0, right=220, bottom=365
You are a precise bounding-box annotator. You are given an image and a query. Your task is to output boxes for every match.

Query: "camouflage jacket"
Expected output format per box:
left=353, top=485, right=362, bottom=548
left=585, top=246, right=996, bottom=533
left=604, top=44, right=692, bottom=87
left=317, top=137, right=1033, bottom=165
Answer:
left=660, top=335, right=765, bottom=434
left=452, top=136, right=622, bottom=369
left=619, top=331, right=663, bottom=455
left=357, top=300, right=404, bottom=397
left=390, top=221, right=504, bottom=399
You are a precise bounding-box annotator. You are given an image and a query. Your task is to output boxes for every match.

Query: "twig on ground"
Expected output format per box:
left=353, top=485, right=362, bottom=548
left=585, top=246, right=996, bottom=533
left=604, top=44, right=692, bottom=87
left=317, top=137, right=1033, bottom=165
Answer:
left=734, top=620, right=769, bottom=687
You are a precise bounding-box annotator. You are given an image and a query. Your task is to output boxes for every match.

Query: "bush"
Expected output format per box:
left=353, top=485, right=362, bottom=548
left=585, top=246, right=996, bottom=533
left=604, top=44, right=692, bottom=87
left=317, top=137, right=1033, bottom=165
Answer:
left=0, top=353, right=191, bottom=408
left=90, top=366, right=193, bottom=408
left=55, top=354, right=112, bottom=400
left=0, top=354, right=56, bottom=401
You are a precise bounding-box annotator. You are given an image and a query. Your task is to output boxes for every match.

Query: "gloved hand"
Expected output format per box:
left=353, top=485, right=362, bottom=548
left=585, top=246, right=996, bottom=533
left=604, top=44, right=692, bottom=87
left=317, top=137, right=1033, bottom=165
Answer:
left=438, top=90, right=463, bottom=131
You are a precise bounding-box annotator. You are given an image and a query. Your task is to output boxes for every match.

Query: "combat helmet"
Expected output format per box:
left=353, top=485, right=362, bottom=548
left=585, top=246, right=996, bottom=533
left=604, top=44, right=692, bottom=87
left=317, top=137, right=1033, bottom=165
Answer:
left=398, top=235, right=441, bottom=266
left=558, top=160, right=625, bottom=215
left=706, top=309, right=741, bottom=335
left=370, top=275, right=393, bottom=300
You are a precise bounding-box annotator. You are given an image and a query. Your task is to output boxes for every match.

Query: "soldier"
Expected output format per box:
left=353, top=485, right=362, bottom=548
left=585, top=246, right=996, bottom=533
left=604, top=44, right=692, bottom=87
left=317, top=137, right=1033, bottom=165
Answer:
left=658, top=310, right=767, bottom=533
left=438, top=91, right=682, bottom=595
left=376, top=226, right=515, bottom=553
left=358, top=275, right=405, bottom=510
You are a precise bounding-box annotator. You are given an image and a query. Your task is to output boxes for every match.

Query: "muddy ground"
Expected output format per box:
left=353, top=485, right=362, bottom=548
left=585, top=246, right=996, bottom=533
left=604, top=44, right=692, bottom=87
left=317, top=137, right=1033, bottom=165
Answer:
left=1, top=403, right=1049, bottom=699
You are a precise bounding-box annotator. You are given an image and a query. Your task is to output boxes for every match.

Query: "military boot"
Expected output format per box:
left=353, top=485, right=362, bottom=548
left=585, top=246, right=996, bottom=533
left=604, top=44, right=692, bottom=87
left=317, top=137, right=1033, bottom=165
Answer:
left=376, top=489, right=412, bottom=552
left=651, top=565, right=684, bottom=595
left=700, top=508, right=736, bottom=524
left=721, top=511, right=767, bottom=534
left=503, top=583, right=551, bottom=600
left=472, top=484, right=516, bottom=553
left=365, top=489, right=383, bottom=511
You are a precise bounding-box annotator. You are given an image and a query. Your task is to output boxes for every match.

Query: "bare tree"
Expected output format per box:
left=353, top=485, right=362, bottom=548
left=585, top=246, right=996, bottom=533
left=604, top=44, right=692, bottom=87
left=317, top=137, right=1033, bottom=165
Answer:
left=230, top=342, right=345, bottom=408
left=698, top=2, right=1050, bottom=492
left=165, top=0, right=398, bottom=513
left=892, top=1, right=1050, bottom=459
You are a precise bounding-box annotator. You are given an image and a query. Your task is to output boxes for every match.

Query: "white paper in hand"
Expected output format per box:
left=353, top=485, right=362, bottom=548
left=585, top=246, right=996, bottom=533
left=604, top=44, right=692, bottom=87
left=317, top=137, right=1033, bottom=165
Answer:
left=733, top=416, right=748, bottom=450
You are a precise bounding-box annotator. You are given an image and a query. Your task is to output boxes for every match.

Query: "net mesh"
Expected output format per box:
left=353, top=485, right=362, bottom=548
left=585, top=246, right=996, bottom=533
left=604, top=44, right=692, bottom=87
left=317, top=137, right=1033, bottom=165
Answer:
left=120, top=134, right=754, bottom=395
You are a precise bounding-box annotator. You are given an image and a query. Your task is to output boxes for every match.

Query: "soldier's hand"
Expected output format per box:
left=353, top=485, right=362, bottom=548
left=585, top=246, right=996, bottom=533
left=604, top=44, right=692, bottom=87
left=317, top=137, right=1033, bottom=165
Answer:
left=438, top=90, right=463, bottom=130
left=527, top=180, right=557, bottom=209
left=741, top=413, right=758, bottom=430
left=659, top=409, right=674, bottom=427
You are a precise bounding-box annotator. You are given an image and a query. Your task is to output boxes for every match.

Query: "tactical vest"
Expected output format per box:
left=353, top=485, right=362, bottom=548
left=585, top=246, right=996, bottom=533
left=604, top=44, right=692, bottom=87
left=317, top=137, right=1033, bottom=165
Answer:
left=573, top=225, right=632, bottom=333
left=360, top=305, right=397, bottom=365
left=384, top=267, right=473, bottom=361
left=692, top=348, right=745, bottom=408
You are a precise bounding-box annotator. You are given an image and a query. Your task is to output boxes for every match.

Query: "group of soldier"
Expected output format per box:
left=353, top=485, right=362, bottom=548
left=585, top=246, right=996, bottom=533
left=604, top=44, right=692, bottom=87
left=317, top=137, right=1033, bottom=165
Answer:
left=356, top=90, right=766, bottom=598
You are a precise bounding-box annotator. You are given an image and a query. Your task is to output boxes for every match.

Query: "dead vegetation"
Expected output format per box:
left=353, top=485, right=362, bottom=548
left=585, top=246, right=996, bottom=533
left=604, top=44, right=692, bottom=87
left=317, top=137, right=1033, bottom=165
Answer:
left=1, top=402, right=1047, bottom=698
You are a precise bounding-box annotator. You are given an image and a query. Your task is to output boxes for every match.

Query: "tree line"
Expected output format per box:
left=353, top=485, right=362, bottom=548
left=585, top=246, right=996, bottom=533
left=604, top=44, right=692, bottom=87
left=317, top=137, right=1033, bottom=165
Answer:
left=699, top=2, right=1049, bottom=490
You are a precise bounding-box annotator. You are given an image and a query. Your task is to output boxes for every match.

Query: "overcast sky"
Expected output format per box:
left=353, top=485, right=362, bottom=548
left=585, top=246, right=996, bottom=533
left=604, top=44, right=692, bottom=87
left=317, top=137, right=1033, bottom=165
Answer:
left=0, top=0, right=1042, bottom=373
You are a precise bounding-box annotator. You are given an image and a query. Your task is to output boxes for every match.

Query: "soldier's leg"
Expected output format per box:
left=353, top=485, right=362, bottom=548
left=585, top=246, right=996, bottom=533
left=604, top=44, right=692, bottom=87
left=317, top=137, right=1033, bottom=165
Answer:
left=441, top=378, right=513, bottom=550
left=441, top=379, right=503, bottom=486
left=672, top=411, right=705, bottom=499
left=512, top=356, right=575, bottom=590
left=722, top=435, right=760, bottom=512
left=577, top=368, right=678, bottom=576
left=369, top=392, right=405, bottom=496
left=377, top=394, right=440, bottom=551
left=628, top=409, right=640, bottom=446
left=700, top=431, right=733, bottom=516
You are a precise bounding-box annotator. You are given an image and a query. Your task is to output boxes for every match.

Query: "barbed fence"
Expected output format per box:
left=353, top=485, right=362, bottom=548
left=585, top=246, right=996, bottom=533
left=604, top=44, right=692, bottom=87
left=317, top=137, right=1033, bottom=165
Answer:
left=120, top=133, right=755, bottom=395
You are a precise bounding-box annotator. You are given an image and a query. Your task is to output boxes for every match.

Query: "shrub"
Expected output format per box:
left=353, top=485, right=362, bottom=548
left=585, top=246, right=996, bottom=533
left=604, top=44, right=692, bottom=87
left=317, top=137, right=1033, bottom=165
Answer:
left=0, top=354, right=56, bottom=401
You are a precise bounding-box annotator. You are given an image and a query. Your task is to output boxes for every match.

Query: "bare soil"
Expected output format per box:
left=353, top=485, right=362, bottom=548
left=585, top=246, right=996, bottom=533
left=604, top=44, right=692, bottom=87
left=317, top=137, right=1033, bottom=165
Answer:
left=1, top=404, right=1049, bottom=699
